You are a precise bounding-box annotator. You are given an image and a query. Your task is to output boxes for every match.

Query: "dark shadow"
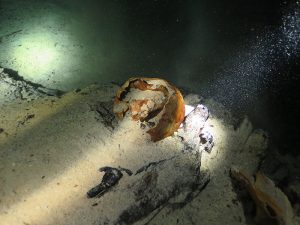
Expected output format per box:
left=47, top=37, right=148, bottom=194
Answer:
left=0, top=86, right=115, bottom=206
left=0, top=87, right=231, bottom=224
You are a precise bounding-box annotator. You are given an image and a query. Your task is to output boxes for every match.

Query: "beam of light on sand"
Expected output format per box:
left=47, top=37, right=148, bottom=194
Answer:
left=0, top=104, right=229, bottom=225
left=0, top=92, right=81, bottom=148
left=0, top=129, right=130, bottom=225
left=0, top=114, right=158, bottom=225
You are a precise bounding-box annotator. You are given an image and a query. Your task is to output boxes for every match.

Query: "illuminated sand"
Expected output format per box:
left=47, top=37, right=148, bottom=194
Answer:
left=0, top=84, right=279, bottom=225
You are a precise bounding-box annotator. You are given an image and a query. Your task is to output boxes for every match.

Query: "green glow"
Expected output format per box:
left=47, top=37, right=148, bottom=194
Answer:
left=11, top=33, right=58, bottom=79
left=0, top=0, right=125, bottom=91
left=30, top=47, right=54, bottom=66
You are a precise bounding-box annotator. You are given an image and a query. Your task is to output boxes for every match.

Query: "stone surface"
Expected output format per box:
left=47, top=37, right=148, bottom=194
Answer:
left=0, top=66, right=64, bottom=106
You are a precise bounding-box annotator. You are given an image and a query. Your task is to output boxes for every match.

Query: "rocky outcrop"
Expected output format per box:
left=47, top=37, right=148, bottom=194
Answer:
left=0, top=66, right=64, bottom=105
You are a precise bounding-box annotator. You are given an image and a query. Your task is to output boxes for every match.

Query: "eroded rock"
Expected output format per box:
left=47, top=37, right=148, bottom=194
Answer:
left=178, top=104, right=214, bottom=155
left=0, top=66, right=64, bottom=105
left=113, top=77, right=185, bottom=142
left=230, top=168, right=294, bottom=225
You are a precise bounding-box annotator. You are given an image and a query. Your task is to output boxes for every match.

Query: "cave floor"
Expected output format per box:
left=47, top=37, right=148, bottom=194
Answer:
left=0, top=83, right=280, bottom=225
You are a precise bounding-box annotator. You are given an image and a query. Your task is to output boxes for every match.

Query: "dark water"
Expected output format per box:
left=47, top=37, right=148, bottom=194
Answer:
left=71, top=0, right=299, bottom=154
left=1, top=0, right=299, bottom=154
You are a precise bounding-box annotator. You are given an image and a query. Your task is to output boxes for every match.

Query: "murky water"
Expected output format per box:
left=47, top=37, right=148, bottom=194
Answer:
left=0, top=0, right=299, bottom=153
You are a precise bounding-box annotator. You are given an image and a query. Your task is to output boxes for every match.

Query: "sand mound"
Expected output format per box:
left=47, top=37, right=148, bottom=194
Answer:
left=0, top=78, right=298, bottom=225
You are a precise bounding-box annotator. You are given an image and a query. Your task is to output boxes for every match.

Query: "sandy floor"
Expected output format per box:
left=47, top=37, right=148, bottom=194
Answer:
left=1, top=1, right=299, bottom=223
left=1, top=82, right=289, bottom=225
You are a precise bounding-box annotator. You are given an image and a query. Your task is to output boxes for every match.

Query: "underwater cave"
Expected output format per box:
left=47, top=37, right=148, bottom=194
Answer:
left=0, top=0, right=299, bottom=224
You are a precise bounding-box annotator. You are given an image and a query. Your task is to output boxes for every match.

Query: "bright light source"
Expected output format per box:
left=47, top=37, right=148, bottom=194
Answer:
left=185, top=104, right=195, bottom=116
left=10, top=32, right=60, bottom=81
left=29, top=47, right=55, bottom=66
